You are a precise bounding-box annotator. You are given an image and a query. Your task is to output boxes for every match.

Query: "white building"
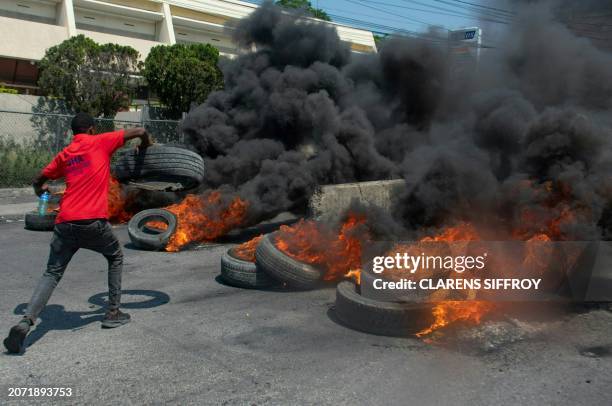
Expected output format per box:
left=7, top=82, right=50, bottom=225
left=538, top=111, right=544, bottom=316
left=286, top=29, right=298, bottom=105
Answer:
left=0, top=0, right=377, bottom=94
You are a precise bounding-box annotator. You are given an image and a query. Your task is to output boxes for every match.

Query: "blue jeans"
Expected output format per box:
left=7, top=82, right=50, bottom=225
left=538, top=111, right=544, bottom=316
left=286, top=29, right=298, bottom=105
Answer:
left=24, top=219, right=123, bottom=323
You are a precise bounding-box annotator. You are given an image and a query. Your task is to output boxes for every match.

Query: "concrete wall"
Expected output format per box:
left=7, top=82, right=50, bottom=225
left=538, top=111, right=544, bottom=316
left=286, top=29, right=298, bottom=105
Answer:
left=0, top=94, right=68, bottom=146
left=0, top=94, right=50, bottom=113
left=309, top=179, right=406, bottom=220
left=0, top=17, right=69, bottom=60
left=0, top=94, right=64, bottom=145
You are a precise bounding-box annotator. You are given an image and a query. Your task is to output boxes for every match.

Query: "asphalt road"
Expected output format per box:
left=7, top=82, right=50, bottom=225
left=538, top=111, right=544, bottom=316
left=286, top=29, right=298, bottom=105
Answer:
left=1, top=221, right=611, bottom=405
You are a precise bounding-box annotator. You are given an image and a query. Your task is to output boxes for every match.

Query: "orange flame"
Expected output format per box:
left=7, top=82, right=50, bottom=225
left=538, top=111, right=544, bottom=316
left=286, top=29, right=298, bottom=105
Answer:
left=108, top=177, right=131, bottom=223
left=412, top=211, right=575, bottom=338
left=415, top=223, right=490, bottom=337
left=275, top=220, right=326, bottom=264
left=416, top=301, right=495, bottom=337
left=420, top=221, right=479, bottom=242
left=162, top=191, right=248, bottom=252
left=274, top=214, right=368, bottom=281
left=47, top=200, right=60, bottom=213
left=513, top=204, right=577, bottom=241
left=345, top=269, right=361, bottom=285
left=233, top=235, right=263, bottom=262
left=510, top=180, right=588, bottom=241
left=145, top=221, right=168, bottom=231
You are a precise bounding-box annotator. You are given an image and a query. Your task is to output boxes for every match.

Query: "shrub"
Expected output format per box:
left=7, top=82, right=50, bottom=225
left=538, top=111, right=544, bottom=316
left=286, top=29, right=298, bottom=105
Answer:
left=0, top=84, right=18, bottom=94
left=0, top=138, right=55, bottom=187
left=143, top=43, right=223, bottom=118
left=38, top=35, right=141, bottom=117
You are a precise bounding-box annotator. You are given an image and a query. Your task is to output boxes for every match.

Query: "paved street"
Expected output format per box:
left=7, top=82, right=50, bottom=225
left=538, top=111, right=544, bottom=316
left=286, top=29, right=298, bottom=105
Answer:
left=0, top=188, right=37, bottom=217
left=1, top=221, right=611, bottom=405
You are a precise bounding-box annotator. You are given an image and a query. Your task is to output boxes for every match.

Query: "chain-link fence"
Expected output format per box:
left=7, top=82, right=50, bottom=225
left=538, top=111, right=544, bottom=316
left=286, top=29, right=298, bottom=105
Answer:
left=0, top=110, right=181, bottom=187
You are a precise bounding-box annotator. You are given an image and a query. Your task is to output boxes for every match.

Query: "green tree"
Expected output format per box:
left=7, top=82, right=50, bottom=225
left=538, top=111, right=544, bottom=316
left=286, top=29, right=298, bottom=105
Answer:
left=37, top=35, right=141, bottom=117
left=374, top=34, right=389, bottom=47
left=276, top=0, right=331, bottom=21
left=143, top=43, right=223, bottom=118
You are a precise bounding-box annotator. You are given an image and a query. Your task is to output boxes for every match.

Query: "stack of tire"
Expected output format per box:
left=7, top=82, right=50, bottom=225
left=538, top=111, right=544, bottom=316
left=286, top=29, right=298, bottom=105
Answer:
left=220, top=232, right=324, bottom=290
left=116, top=143, right=206, bottom=220
left=117, top=145, right=206, bottom=250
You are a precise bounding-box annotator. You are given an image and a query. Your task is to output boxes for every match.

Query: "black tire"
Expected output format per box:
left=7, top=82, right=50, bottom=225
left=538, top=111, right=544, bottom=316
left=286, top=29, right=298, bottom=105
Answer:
left=112, top=145, right=205, bottom=190
left=335, top=281, right=435, bottom=337
left=24, top=211, right=56, bottom=231
left=128, top=209, right=177, bottom=250
left=255, top=233, right=323, bottom=289
left=122, top=187, right=184, bottom=213
left=220, top=248, right=277, bottom=289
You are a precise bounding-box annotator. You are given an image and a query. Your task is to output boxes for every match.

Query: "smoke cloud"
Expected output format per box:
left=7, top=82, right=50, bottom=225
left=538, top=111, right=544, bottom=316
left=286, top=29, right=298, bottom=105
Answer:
left=181, top=0, right=612, bottom=240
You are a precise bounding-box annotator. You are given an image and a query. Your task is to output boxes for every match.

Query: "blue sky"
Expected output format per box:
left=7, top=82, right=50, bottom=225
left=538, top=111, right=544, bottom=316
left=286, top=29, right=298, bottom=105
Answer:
left=245, top=1, right=515, bottom=36
left=318, top=0, right=483, bottom=33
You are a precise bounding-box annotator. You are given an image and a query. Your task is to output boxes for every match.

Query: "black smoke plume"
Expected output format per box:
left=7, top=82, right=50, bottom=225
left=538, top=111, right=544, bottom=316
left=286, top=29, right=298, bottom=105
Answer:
left=181, top=0, right=612, bottom=240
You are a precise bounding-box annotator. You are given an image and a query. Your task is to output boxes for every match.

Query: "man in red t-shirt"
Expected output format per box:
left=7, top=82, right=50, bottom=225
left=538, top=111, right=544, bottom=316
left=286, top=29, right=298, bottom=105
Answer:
left=4, top=113, right=152, bottom=354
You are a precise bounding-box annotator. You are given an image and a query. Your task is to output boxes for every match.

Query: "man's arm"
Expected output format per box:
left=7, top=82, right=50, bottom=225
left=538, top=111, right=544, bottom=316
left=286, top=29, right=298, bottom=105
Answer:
left=32, top=172, right=50, bottom=197
left=123, top=128, right=153, bottom=149
left=34, top=153, right=63, bottom=196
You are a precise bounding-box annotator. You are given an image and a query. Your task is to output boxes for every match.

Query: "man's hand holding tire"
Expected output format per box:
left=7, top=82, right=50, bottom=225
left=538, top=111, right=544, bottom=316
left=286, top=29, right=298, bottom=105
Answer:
left=138, top=132, right=154, bottom=151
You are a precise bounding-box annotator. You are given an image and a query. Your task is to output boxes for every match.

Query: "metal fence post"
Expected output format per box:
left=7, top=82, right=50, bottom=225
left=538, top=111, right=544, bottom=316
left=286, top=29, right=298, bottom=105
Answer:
left=55, top=116, right=63, bottom=153
left=181, top=112, right=187, bottom=144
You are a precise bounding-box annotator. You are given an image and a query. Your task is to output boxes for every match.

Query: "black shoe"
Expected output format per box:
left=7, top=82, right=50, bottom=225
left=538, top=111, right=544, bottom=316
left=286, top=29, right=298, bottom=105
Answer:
left=101, top=309, right=131, bottom=329
left=4, top=320, right=31, bottom=354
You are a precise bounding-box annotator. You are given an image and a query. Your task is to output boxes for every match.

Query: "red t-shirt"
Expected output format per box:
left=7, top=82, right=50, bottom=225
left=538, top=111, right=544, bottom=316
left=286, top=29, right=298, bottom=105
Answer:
left=42, top=130, right=125, bottom=224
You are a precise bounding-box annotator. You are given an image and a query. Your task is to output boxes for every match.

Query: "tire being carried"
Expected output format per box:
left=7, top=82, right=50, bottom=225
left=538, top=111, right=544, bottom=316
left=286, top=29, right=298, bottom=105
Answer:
left=24, top=211, right=57, bottom=231
left=220, top=248, right=276, bottom=289
left=128, top=209, right=177, bottom=250
left=255, top=233, right=323, bottom=290
left=113, top=145, right=205, bottom=190
left=335, top=281, right=435, bottom=337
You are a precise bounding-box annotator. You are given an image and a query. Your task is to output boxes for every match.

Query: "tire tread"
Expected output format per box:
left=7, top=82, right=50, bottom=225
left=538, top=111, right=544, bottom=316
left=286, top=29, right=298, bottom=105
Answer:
left=255, top=233, right=323, bottom=289
left=220, top=249, right=276, bottom=288
left=335, top=281, right=435, bottom=336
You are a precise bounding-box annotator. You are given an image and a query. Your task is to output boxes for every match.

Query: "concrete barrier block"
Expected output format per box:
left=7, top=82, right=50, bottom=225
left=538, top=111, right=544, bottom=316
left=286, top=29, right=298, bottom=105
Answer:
left=309, top=179, right=406, bottom=219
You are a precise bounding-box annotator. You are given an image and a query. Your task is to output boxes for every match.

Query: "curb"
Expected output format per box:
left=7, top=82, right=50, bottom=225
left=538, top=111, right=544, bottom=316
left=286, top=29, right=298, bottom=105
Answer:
left=0, top=202, right=38, bottom=217
left=0, top=187, right=32, bottom=199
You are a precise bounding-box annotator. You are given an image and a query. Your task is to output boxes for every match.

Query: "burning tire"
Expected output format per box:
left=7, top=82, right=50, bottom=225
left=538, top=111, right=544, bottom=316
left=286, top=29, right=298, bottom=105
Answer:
left=113, top=145, right=205, bottom=190
left=220, top=248, right=276, bottom=289
left=128, top=209, right=177, bottom=250
left=255, top=233, right=323, bottom=289
left=24, top=211, right=57, bottom=231
left=334, top=281, right=435, bottom=337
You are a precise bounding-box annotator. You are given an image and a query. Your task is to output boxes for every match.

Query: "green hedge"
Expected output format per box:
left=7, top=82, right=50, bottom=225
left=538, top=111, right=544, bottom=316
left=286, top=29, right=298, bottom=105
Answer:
left=0, top=84, right=18, bottom=94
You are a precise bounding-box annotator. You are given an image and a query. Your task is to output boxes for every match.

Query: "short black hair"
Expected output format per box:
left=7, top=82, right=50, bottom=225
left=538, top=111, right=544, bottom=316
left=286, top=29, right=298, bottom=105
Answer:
left=71, top=113, right=95, bottom=134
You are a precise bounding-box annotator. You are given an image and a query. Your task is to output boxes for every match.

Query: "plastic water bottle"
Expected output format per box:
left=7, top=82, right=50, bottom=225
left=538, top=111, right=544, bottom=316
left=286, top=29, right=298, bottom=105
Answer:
left=38, top=192, right=50, bottom=216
